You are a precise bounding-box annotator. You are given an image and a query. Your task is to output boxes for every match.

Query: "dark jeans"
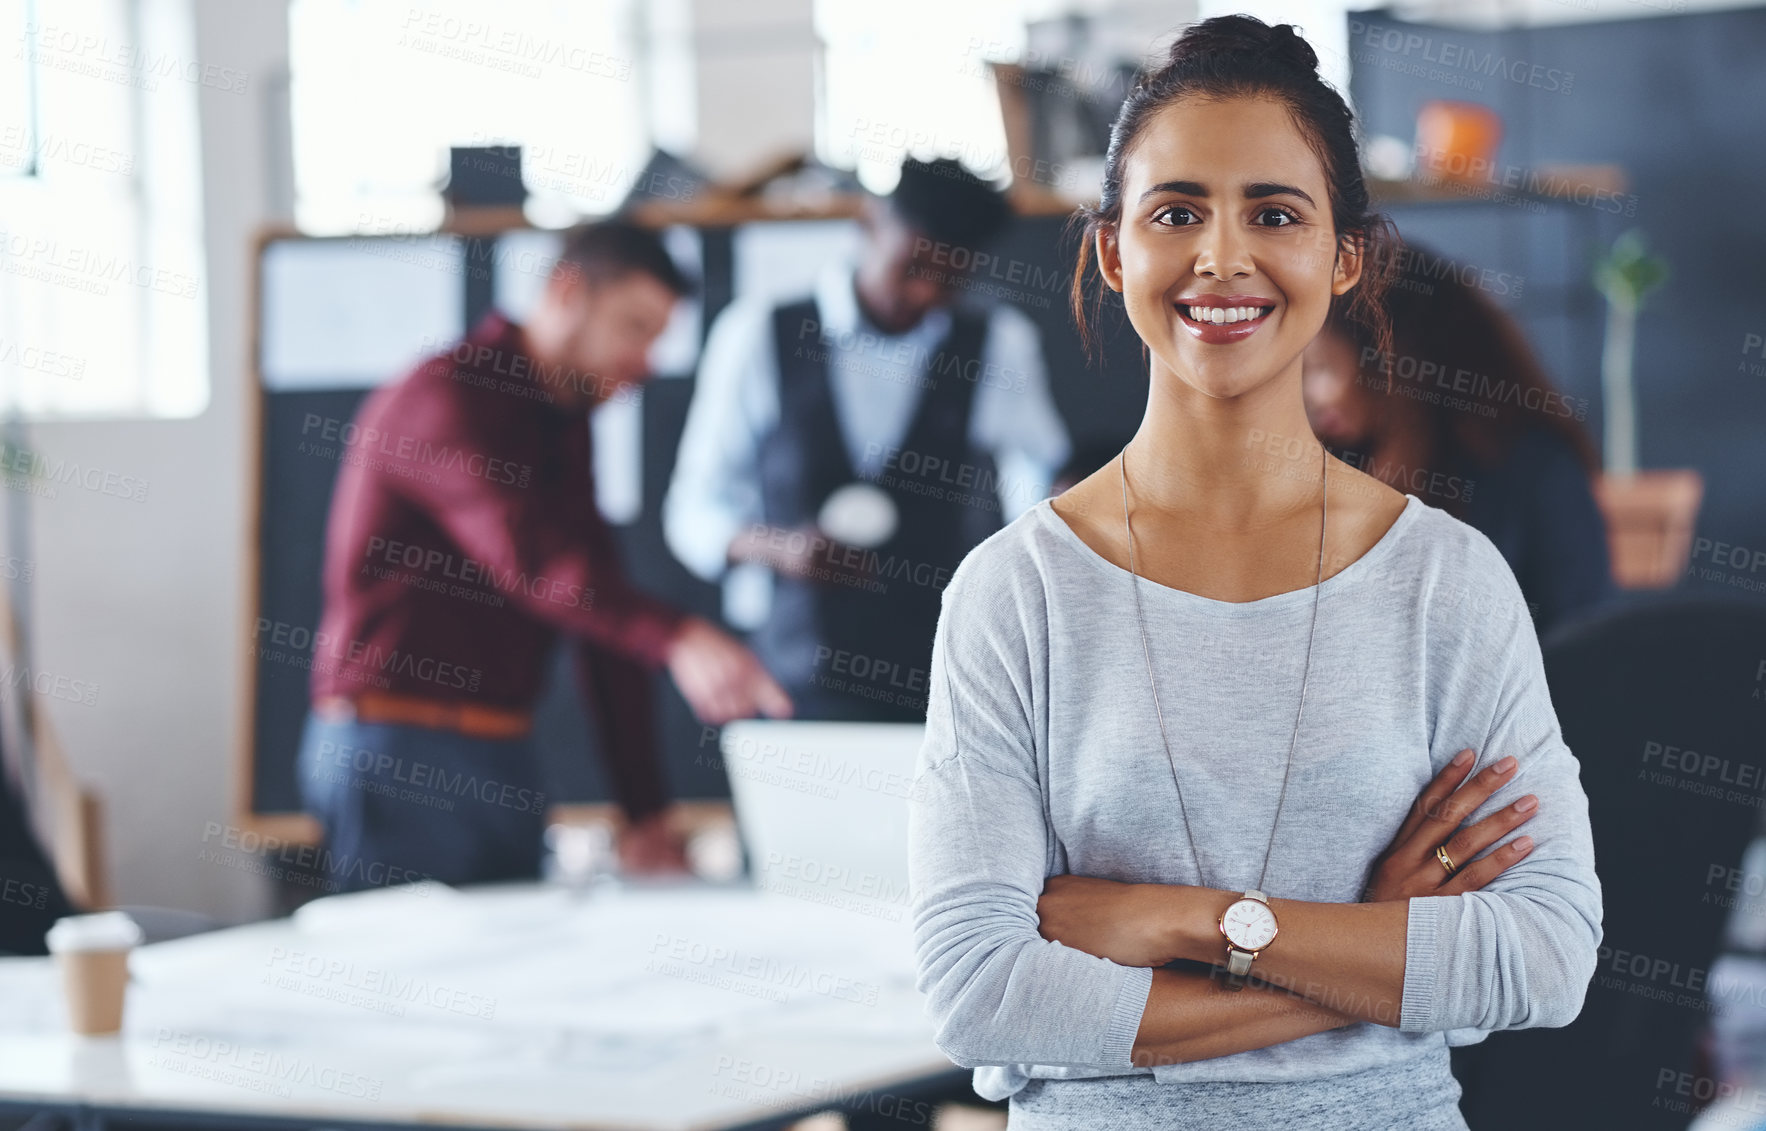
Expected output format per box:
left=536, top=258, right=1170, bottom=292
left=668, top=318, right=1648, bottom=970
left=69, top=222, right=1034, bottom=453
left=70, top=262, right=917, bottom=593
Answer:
left=296, top=712, right=548, bottom=891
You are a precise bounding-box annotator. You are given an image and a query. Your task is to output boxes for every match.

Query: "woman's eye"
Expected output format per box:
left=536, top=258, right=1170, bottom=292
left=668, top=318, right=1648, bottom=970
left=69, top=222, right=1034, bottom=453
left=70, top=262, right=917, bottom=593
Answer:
left=1154, top=206, right=1197, bottom=226
left=1258, top=207, right=1300, bottom=227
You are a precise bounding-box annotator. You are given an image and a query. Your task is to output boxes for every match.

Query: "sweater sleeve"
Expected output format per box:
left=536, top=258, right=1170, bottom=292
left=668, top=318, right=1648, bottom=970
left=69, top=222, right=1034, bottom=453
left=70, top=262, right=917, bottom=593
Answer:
left=908, top=560, right=1154, bottom=1070
left=1399, top=556, right=1605, bottom=1036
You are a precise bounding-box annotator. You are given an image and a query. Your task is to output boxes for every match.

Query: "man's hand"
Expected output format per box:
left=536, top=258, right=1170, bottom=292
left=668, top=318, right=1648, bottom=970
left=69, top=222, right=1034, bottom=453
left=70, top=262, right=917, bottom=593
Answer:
left=618, top=811, right=691, bottom=876
left=1036, top=874, right=1191, bottom=968
left=665, top=616, right=794, bottom=725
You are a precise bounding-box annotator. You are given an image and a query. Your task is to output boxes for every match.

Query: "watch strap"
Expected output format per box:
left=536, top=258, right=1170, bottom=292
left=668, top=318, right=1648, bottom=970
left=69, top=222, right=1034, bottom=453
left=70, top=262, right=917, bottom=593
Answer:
left=1222, top=946, right=1252, bottom=990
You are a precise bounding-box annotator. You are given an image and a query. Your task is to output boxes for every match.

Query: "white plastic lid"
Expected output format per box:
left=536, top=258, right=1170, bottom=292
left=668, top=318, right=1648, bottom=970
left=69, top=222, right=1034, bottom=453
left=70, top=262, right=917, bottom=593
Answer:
left=45, top=911, right=144, bottom=953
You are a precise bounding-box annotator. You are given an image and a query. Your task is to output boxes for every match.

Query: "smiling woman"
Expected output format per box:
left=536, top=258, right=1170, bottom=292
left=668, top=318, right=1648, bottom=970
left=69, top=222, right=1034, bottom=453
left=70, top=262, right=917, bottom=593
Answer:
left=907, top=14, right=1603, bottom=1131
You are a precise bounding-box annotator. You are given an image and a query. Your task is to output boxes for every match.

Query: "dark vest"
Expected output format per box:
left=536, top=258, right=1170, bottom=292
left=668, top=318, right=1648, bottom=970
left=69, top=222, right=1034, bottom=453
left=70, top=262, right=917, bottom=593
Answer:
left=752, top=297, right=1002, bottom=721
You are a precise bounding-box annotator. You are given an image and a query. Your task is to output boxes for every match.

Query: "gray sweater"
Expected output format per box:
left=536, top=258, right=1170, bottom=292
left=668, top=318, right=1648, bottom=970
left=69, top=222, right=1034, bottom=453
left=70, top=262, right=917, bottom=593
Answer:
left=908, top=492, right=1603, bottom=1100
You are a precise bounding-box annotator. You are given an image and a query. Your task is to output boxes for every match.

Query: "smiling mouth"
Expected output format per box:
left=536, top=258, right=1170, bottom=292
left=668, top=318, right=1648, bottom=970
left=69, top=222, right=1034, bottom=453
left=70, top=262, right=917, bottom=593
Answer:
left=1177, top=304, right=1275, bottom=326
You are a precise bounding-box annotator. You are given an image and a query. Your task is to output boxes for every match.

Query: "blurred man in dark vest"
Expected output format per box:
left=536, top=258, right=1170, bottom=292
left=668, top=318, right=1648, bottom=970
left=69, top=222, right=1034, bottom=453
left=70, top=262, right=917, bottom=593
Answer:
left=664, top=158, right=1070, bottom=721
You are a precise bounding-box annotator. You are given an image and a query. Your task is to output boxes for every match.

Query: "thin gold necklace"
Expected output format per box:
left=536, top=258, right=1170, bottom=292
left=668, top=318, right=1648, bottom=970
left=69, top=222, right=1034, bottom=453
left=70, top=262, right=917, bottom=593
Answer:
left=1117, top=439, right=1327, bottom=896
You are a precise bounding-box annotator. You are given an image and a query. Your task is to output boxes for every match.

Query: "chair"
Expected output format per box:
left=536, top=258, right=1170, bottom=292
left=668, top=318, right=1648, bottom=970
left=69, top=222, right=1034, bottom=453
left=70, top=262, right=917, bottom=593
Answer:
left=0, top=594, right=225, bottom=950
left=1452, top=596, right=1766, bottom=1129
left=0, top=758, right=75, bottom=956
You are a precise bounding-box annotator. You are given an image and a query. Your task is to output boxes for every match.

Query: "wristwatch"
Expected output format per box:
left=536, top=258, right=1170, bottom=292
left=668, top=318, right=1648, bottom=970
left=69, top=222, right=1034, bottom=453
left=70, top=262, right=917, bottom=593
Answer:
left=1217, top=890, right=1279, bottom=991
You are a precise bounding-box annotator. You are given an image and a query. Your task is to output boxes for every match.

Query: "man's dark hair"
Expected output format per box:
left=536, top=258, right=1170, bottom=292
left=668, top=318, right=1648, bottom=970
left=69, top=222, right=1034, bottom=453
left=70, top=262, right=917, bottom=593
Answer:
left=556, top=219, right=695, bottom=297
left=886, top=157, right=1012, bottom=252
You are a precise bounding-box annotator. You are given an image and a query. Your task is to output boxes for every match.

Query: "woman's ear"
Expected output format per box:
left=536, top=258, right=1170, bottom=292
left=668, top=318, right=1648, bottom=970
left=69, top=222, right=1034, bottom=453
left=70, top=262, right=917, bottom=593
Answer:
left=1095, top=225, right=1124, bottom=293
left=1331, top=233, right=1365, bottom=296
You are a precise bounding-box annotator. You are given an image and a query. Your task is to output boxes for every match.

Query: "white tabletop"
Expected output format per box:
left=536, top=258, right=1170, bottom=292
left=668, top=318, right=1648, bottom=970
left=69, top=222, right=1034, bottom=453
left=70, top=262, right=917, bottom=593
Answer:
left=0, top=879, right=955, bottom=1130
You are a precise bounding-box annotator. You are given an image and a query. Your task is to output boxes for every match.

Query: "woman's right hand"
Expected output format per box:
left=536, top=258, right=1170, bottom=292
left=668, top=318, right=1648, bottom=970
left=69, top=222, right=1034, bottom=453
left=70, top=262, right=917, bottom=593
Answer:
left=1362, top=747, right=1538, bottom=902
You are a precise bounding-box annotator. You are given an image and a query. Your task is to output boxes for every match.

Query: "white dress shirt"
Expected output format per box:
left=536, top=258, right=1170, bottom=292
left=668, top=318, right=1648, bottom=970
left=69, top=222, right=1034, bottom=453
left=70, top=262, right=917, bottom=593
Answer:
left=663, top=261, right=1072, bottom=630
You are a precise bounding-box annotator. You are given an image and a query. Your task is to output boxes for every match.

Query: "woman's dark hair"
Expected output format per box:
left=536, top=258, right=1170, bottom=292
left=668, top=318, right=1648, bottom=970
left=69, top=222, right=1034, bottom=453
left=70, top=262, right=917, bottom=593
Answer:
left=1324, top=239, right=1601, bottom=520
left=1068, top=14, right=1399, bottom=363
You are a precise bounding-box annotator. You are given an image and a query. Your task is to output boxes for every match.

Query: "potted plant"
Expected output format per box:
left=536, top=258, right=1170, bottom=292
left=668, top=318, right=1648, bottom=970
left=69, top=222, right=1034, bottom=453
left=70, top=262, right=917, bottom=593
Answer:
left=1589, top=229, right=1703, bottom=589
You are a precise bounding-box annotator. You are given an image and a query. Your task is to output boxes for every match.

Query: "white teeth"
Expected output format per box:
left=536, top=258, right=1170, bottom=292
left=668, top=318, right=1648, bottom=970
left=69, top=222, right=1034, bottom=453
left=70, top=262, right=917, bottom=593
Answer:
left=1184, top=305, right=1268, bottom=324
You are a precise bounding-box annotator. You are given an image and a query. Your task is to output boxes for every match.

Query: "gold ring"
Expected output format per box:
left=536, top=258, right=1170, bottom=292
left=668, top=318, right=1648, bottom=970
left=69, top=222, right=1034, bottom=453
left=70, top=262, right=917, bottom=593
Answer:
left=1435, top=844, right=1458, bottom=876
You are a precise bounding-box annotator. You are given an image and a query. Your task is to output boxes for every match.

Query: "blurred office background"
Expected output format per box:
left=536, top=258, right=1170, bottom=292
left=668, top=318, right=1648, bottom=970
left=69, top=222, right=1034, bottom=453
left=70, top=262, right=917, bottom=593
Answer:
left=0, top=0, right=1757, bottom=924
left=2, top=1, right=1766, bottom=1127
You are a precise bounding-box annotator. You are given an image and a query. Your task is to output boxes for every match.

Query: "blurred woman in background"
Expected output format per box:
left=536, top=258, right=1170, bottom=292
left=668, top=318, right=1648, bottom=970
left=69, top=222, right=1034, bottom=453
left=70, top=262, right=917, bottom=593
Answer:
left=1302, top=241, right=1615, bottom=635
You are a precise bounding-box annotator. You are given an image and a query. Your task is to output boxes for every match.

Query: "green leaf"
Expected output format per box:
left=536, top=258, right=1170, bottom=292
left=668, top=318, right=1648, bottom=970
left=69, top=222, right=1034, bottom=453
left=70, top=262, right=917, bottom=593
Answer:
left=1592, top=229, right=1670, bottom=310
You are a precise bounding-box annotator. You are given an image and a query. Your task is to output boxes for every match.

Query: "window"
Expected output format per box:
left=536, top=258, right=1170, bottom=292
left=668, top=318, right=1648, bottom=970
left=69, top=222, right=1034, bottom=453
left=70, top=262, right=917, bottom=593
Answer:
left=814, top=0, right=1024, bottom=194
left=0, top=0, right=37, bottom=178
left=0, top=0, right=208, bottom=419
left=288, top=0, right=648, bottom=234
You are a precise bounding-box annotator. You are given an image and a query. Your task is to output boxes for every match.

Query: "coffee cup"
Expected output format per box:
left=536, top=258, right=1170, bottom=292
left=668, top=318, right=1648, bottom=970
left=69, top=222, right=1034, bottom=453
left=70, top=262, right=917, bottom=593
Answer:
left=45, top=911, right=143, bottom=1036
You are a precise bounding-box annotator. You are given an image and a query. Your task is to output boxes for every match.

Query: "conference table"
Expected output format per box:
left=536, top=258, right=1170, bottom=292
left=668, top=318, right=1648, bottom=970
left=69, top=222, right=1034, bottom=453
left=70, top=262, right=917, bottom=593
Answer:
left=0, top=878, right=965, bottom=1130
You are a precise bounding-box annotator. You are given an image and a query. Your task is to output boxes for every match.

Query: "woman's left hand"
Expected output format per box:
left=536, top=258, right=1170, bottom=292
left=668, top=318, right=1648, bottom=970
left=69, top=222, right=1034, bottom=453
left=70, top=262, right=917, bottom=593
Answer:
left=1036, top=874, right=1187, bottom=968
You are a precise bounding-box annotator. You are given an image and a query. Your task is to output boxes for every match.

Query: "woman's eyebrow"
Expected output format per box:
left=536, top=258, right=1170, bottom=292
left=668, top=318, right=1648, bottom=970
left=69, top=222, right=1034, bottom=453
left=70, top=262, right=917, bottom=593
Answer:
left=1137, top=179, right=1317, bottom=207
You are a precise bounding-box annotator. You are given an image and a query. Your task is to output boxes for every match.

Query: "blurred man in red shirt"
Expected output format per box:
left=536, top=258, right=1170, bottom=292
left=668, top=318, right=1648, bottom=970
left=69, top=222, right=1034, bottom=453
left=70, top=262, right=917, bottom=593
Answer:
left=297, top=221, right=790, bottom=892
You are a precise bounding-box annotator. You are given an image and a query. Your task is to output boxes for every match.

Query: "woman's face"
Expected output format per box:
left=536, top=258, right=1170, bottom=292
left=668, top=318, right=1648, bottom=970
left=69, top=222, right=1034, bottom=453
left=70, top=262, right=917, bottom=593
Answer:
left=1302, top=325, right=1376, bottom=447
left=1096, top=94, right=1360, bottom=402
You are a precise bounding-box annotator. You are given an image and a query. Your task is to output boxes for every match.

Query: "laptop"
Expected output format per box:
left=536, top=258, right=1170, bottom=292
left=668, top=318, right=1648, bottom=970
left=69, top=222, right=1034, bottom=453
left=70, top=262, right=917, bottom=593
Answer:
left=718, top=721, right=924, bottom=921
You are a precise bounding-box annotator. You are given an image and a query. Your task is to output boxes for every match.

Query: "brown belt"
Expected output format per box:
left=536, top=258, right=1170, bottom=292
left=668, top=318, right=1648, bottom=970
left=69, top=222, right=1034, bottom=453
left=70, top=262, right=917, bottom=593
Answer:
left=315, top=692, right=533, bottom=739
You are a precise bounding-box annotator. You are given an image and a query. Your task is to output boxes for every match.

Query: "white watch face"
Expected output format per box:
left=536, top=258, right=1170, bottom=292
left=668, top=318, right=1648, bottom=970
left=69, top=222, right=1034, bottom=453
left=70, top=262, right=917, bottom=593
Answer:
left=1223, top=898, right=1278, bottom=950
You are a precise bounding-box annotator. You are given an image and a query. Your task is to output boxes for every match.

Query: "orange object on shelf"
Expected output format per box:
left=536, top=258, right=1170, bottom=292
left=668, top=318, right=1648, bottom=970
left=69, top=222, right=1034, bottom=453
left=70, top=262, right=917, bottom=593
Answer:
left=1414, top=100, right=1503, bottom=184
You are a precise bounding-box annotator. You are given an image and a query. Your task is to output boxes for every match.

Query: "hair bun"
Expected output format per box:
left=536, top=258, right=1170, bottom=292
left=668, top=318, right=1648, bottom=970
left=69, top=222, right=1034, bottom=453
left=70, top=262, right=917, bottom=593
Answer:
left=1164, top=15, right=1319, bottom=78
left=1266, top=23, right=1320, bottom=75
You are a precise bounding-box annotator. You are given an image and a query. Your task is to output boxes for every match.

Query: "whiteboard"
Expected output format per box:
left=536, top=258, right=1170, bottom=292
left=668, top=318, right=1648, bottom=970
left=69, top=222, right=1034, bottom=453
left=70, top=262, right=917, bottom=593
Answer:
left=259, top=237, right=465, bottom=390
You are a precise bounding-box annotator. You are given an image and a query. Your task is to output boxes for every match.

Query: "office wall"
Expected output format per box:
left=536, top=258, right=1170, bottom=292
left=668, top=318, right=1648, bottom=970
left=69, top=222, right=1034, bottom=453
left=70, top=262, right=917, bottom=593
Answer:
left=686, top=0, right=817, bottom=180
left=1349, top=6, right=1766, bottom=601
left=26, top=0, right=290, bottom=922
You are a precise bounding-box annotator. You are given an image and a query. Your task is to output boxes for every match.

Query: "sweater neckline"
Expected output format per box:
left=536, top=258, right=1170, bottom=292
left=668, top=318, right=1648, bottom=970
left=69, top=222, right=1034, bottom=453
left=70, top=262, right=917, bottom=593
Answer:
left=1034, top=491, right=1423, bottom=616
